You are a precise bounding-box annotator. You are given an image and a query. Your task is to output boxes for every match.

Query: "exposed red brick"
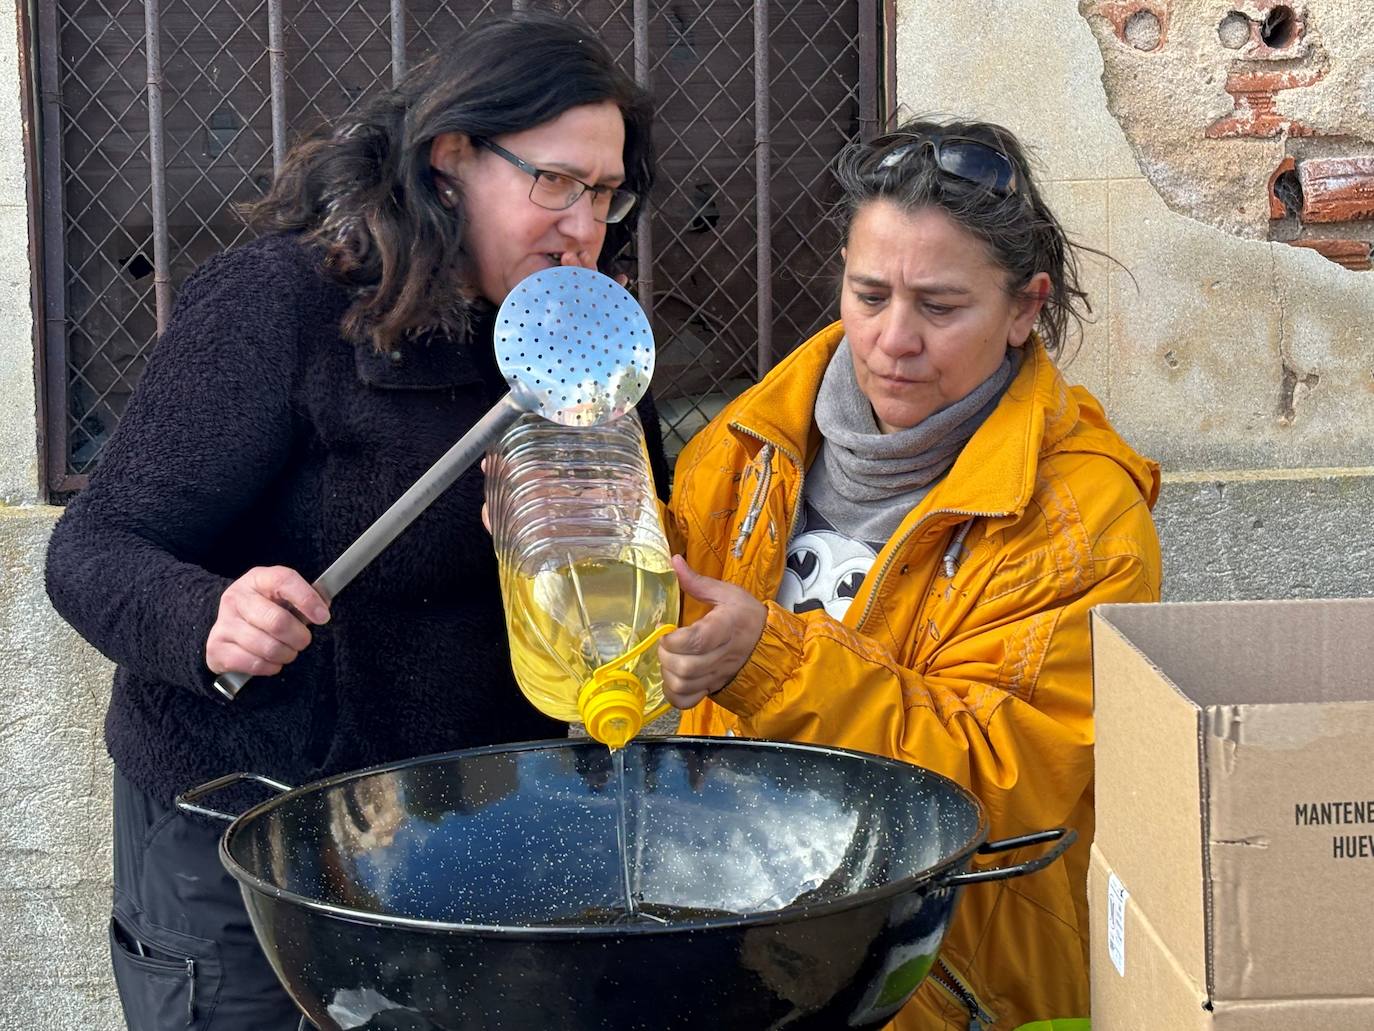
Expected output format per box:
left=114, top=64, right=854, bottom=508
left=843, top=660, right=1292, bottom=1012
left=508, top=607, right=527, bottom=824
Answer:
left=1298, top=156, right=1374, bottom=224
left=1206, top=66, right=1325, bottom=139
left=1093, top=0, right=1171, bottom=49
left=1287, top=239, right=1372, bottom=272
left=1268, top=156, right=1296, bottom=219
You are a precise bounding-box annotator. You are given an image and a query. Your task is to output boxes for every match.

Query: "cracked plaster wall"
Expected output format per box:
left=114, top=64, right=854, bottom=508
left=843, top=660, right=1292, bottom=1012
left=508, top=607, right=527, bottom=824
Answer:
left=1078, top=0, right=1374, bottom=267
left=895, top=0, right=1373, bottom=601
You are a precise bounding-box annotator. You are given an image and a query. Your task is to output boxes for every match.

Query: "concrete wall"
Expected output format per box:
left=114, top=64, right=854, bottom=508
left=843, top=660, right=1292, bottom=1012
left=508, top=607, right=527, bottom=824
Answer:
left=0, top=1, right=120, bottom=1026
left=894, top=0, right=1374, bottom=600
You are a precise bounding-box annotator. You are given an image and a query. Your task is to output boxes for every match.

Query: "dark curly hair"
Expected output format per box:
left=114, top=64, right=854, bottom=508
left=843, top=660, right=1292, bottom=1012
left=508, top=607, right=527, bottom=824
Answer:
left=833, top=116, right=1109, bottom=360
left=244, top=11, right=654, bottom=352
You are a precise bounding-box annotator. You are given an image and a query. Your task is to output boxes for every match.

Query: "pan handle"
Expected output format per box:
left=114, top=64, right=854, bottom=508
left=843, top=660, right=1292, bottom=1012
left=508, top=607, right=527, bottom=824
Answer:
left=175, top=772, right=294, bottom=822
left=937, top=827, right=1077, bottom=888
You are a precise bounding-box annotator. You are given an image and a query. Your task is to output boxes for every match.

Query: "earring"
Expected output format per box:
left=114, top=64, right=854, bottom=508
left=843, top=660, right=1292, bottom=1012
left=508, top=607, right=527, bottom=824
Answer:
left=442, top=187, right=456, bottom=202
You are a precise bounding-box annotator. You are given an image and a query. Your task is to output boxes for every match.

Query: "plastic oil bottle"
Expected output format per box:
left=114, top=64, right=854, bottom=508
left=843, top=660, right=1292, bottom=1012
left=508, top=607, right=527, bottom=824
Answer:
left=487, top=410, right=679, bottom=750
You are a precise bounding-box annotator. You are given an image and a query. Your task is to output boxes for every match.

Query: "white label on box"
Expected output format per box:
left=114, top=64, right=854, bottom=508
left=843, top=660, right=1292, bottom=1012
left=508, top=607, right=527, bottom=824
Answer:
left=1107, top=871, right=1130, bottom=976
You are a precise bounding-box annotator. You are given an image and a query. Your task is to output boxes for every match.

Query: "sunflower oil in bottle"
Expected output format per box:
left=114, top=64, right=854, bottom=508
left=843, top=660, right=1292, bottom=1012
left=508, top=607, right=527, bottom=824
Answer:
left=487, top=411, right=678, bottom=749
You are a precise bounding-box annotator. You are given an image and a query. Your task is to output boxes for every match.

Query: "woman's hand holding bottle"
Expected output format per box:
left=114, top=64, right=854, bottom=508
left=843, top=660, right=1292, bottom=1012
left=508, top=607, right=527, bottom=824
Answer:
left=658, top=555, right=767, bottom=709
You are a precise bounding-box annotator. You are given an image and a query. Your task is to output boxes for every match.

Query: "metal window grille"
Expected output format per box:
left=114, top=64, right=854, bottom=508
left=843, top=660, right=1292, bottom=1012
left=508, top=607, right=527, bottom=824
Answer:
left=30, top=0, right=889, bottom=496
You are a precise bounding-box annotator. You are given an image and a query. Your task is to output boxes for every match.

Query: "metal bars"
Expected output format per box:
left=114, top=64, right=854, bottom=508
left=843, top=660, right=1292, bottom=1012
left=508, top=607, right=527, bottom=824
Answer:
left=632, top=0, right=652, bottom=330
left=31, top=0, right=884, bottom=493
left=143, top=0, right=170, bottom=331
left=268, top=0, right=287, bottom=168
left=390, top=0, right=406, bottom=86
left=752, top=0, right=771, bottom=378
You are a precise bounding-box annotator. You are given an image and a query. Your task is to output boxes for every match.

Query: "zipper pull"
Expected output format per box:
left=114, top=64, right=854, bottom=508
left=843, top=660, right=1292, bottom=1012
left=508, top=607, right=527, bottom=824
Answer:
left=934, top=957, right=995, bottom=1030
left=186, top=957, right=196, bottom=1023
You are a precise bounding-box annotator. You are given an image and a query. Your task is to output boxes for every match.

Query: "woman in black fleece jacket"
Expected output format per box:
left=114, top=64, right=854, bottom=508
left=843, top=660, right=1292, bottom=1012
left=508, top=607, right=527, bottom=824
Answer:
left=45, top=13, right=663, bottom=1030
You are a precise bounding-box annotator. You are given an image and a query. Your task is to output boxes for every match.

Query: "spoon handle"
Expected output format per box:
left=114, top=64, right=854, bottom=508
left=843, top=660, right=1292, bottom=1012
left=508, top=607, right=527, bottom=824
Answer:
left=213, top=392, right=526, bottom=701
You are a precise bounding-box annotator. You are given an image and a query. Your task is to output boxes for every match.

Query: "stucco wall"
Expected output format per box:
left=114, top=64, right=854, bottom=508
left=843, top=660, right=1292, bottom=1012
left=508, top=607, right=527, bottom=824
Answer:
left=894, top=0, right=1374, bottom=601
left=0, top=0, right=120, bottom=1026
left=0, top=511, right=118, bottom=1029
left=0, top=2, right=33, bottom=506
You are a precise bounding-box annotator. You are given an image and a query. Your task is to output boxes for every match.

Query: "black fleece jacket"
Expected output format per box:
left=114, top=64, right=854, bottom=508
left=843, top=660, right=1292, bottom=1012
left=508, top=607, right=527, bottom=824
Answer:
left=45, top=233, right=669, bottom=805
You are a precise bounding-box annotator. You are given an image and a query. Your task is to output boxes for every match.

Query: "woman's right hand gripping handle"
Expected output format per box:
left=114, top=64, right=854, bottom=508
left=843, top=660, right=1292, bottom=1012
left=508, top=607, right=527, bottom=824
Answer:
left=206, top=566, right=330, bottom=694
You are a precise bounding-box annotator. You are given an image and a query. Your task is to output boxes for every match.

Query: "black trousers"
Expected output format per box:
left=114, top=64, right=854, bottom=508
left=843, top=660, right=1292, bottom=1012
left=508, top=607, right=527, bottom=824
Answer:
left=110, top=768, right=305, bottom=1031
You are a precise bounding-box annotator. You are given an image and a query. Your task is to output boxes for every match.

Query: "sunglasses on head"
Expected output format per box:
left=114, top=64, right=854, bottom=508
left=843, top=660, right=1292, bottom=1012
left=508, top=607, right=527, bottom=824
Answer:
left=871, top=131, right=1019, bottom=197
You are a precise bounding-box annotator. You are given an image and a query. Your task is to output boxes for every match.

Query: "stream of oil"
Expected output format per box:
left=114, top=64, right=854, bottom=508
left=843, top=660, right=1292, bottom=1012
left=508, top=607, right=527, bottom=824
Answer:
left=556, top=746, right=734, bottom=928
left=612, top=746, right=642, bottom=924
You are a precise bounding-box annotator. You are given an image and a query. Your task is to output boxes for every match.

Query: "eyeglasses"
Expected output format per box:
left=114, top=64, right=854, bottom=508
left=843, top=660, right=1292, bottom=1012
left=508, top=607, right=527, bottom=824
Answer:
left=476, top=139, right=639, bottom=224
left=871, top=131, right=1019, bottom=197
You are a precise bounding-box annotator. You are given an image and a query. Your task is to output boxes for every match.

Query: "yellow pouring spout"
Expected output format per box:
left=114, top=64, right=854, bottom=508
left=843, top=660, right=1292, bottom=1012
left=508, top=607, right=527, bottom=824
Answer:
left=576, top=624, right=676, bottom=750
left=579, top=669, right=645, bottom=750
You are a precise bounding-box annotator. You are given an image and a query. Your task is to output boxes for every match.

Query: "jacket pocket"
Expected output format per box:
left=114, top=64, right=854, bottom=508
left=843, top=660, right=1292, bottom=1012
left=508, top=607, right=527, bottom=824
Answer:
left=109, top=911, right=220, bottom=1029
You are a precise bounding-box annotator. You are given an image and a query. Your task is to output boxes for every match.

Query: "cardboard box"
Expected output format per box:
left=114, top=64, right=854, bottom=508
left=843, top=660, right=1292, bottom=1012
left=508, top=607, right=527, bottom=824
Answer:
left=1089, top=845, right=1374, bottom=1029
left=1089, top=599, right=1374, bottom=1028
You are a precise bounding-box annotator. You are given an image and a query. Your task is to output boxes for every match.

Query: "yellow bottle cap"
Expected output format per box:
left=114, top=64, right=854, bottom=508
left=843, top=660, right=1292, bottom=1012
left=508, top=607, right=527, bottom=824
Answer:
left=577, top=624, right=677, bottom=749
left=579, top=670, right=645, bottom=750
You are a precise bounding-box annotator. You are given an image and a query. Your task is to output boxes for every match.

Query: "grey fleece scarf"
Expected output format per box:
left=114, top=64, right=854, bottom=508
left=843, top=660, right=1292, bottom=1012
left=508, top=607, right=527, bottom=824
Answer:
left=807, top=337, right=1021, bottom=543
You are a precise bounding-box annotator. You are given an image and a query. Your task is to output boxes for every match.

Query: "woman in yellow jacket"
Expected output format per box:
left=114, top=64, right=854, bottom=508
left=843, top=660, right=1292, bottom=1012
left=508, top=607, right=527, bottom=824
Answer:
left=659, top=117, right=1162, bottom=1030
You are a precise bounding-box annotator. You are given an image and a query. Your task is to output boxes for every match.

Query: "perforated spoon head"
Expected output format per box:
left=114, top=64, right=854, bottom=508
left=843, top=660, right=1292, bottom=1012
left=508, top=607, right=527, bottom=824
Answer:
left=494, top=266, right=655, bottom=427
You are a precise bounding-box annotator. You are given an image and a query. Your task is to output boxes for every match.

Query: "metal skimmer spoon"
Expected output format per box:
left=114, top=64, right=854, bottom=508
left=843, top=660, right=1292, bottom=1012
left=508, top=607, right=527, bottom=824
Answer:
left=213, top=266, right=655, bottom=699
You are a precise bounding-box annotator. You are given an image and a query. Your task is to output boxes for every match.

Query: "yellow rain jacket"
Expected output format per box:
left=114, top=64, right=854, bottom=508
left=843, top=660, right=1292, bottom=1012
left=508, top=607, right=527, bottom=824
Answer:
left=671, top=322, right=1161, bottom=1030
